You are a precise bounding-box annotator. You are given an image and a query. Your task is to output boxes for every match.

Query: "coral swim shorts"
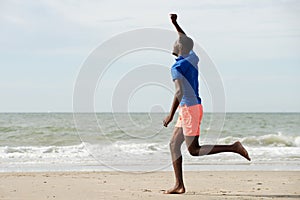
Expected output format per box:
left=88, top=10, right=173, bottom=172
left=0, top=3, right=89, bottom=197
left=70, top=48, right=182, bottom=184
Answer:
left=175, top=104, right=203, bottom=136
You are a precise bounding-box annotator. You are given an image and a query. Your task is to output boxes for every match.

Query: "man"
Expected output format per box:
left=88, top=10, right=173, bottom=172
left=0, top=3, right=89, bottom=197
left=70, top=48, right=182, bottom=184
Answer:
left=163, top=14, right=251, bottom=194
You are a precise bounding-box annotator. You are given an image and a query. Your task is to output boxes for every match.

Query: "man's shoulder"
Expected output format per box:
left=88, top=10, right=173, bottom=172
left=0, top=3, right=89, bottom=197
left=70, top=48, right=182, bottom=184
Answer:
left=172, top=52, right=199, bottom=69
left=172, top=60, right=183, bottom=69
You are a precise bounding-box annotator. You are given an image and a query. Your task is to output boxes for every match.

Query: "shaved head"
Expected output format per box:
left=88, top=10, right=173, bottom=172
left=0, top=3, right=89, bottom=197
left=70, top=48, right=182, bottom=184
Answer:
left=172, top=35, right=194, bottom=56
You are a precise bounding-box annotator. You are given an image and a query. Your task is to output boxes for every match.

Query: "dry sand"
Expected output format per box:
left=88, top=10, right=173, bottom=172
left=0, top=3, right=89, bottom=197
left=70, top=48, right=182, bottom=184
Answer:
left=0, top=171, right=299, bottom=200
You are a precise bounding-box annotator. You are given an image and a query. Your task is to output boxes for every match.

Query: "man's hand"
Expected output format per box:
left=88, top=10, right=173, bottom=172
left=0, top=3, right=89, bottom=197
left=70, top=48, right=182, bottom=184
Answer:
left=169, top=13, right=185, bottom=35
left=170, top=13, right=177, bottom=23
left=163, top=114, right=173, bottom=127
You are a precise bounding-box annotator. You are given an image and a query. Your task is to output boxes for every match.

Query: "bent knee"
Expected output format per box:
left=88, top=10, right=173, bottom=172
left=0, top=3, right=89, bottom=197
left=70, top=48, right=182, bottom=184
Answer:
left=188, top=148, right=199, bottom=156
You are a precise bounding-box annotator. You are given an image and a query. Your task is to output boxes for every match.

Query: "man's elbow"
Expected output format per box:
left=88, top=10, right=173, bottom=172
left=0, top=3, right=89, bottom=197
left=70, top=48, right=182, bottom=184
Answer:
left=175, top=90, right=183, bottom=99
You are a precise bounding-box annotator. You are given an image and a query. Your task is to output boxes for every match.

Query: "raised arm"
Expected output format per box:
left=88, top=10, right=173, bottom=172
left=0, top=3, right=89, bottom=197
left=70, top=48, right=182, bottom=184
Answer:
left=170, top=14, right=186, bottom=36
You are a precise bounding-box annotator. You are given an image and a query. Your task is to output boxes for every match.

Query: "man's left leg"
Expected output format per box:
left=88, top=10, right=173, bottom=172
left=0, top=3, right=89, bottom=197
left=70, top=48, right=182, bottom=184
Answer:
left=185, top=136, right=250, bottom=160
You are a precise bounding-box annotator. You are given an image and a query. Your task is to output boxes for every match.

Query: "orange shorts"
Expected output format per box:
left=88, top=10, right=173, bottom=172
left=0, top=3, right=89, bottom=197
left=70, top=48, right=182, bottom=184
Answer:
left=175, top=104, right=203, bottom=136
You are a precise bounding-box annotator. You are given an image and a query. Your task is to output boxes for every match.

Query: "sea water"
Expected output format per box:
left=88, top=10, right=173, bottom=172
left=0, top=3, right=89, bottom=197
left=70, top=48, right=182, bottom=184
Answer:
left=0, top=113, right=299, bottom=172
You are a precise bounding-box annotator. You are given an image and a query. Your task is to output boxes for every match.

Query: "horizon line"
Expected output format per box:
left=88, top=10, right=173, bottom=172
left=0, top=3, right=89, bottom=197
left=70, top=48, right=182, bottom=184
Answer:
left=0, top=111, right=299, bottom=114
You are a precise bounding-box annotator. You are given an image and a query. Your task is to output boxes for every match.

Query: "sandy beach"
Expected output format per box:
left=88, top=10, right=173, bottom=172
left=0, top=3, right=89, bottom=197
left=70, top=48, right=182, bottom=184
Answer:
left=0, top=171, right=299, bottom=200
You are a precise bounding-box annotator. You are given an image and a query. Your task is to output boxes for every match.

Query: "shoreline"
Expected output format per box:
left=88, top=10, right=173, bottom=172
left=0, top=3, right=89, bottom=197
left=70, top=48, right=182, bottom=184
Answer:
left=1, top=171, right=299, bottom=200
left=1, top=161, right=300, bottom=173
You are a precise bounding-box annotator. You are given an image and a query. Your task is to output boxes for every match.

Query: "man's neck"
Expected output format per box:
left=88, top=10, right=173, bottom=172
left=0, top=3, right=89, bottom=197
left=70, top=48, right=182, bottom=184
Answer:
left=178, top=52, right=189, bottom=58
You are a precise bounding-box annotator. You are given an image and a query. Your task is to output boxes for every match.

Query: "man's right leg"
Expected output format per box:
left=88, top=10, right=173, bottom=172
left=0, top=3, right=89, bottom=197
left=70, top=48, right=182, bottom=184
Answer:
left=164, top=127, right=185, bottom=194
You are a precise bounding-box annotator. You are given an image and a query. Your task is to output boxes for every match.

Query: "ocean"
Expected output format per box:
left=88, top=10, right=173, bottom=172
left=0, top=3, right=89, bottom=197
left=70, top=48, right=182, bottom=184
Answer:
left=0, top=113, right=299, bottom=172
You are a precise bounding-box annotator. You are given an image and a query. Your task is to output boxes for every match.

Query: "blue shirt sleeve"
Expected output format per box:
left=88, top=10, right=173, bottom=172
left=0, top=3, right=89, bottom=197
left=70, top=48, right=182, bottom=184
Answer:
left=171, top=63, right=183, bottom=81
left=171, top=64, right=183, bottom=81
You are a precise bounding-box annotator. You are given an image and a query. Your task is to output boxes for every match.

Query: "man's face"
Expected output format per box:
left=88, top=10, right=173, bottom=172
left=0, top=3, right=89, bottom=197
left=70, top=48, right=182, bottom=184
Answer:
left=172, top=40, right=180, bottom=57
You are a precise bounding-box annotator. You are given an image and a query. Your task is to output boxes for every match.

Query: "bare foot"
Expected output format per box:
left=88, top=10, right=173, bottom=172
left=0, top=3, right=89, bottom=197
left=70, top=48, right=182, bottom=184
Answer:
left=233, top=141, right=251, bottom=161
left=163, top=185, right=185, bottom=194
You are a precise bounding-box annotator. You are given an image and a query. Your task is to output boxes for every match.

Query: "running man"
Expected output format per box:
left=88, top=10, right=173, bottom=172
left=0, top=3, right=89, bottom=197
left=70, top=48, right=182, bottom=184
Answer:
left=163, top=14, right=251, bottom=194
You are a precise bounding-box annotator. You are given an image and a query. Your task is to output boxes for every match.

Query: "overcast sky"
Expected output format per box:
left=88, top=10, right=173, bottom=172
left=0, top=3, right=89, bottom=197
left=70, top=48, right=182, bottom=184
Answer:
left=0, top=0, right=299, bottom=112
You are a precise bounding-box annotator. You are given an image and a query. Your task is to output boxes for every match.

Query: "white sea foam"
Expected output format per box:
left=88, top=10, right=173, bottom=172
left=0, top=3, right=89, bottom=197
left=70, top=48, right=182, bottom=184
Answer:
left=0, top=143, right=93, bottom=165
left=1, top=140, right=299, bottom=166
left=217, top=133, right=300, bottom=147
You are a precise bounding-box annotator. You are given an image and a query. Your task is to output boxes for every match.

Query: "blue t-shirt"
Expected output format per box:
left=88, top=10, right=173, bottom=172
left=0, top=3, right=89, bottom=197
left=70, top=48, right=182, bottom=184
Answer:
left=171, top=50, right=201, bottom=106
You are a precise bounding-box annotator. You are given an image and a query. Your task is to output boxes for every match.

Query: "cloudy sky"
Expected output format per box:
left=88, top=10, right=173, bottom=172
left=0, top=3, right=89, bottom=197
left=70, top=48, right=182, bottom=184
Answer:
left=0, top=0, right=299, bottom=112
